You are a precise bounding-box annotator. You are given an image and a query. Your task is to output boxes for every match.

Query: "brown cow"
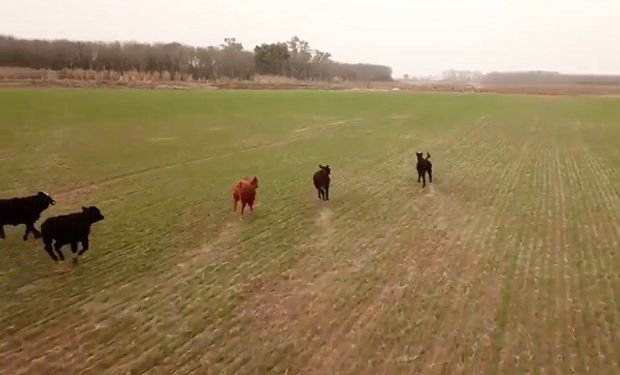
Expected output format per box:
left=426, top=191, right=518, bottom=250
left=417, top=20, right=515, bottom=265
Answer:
left=233, top=177, right=258, bottom=215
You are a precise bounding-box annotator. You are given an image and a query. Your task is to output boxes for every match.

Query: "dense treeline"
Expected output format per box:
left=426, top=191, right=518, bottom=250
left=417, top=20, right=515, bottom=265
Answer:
left=0, top=35, right=392, bottom=81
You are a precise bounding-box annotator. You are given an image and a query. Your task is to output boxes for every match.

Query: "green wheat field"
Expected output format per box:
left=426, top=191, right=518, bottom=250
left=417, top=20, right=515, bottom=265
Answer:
left=1, top=89, right=619, bottom=374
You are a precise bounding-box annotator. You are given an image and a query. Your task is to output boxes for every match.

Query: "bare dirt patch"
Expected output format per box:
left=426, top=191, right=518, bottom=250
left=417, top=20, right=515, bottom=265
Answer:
left=175, top=221, right=239, bottom=271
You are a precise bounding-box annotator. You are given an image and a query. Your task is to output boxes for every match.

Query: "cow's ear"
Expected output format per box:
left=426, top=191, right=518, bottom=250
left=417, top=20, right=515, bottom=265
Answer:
left=326, top=165, right=329, bottom=168
left=82, top=206, right=87, bottom=211
left=319, top=164, right=323, bottom=168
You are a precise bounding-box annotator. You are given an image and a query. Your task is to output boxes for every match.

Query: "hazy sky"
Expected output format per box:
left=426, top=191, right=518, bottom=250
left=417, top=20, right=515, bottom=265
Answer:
left=2, top=0, right=619, bottom=77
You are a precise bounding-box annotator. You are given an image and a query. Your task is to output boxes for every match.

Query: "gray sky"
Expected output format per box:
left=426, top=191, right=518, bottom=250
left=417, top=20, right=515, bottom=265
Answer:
left=3, top=0, right=619, bottom=77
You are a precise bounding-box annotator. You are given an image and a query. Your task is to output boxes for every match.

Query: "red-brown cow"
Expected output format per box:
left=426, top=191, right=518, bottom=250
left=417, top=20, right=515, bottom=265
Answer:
left=233, top=177, right=258, bottom=215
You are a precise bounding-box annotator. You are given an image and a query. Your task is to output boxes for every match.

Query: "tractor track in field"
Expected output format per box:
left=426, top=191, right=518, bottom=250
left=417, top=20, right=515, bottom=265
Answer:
left=575, top=145, right=620, bottom=371
left=493, top=143, right=547, bottom=373
left=418, top=142, right=532, bottom=374
left=486, top=138, right=547, bottom=374
left=553, top=144, right=581, bottom=374
left=567, top=144, right=611, bottom=373
left=564, top=146, right=594, bottom=373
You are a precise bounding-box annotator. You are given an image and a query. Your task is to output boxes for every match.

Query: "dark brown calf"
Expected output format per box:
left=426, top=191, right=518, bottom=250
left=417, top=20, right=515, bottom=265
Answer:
left=313, top=165, right=331, bottom=201
left=416, top=152, right=432, bottom=188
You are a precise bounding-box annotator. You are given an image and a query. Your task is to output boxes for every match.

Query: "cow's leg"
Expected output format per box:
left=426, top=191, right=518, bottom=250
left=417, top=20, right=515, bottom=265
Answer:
left=417, top=170, right=422, bottom=183
left=78, top=238, right=89, bottom=256
left=32, top=225, right=42, bottom=239
left=428, top=168, right=433, bottom=184
left=43, top=235, right=53, bottom=250
left=421, top=173, right=426, bottom=188
left=23, top=223, right=41, bottom=240
left=325, top=186, right=330, bottom=201
left=241, top=202, right=246, bottom=215
left=0, top=225, right=5, bottom=239
left=317, top=188, right=322, bottom=200
left=233, top=198, right=238, bottom=212
left=54, top=243, right=65, bottom=261
left=23, top=223, right=32, bottom=241
left=44, top=242, right=59, bottom=262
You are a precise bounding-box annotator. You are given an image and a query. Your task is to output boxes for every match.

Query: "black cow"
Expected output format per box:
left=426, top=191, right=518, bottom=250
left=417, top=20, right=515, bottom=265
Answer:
left=0, top=191, right=56, bottom=241
left=313, top=164, right=331, bottom=201
left=416, top=152, right=433, bottom=188
left=41, top=206, right=104, bottom=262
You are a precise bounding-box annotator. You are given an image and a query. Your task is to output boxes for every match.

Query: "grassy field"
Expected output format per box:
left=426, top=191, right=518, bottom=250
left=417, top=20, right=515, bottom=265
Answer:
left=1, top=89, right=619, bottom=374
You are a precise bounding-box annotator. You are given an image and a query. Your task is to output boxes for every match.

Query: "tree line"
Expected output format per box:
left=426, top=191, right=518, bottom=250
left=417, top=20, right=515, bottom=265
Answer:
left=0, top=35, right=392, bottom=82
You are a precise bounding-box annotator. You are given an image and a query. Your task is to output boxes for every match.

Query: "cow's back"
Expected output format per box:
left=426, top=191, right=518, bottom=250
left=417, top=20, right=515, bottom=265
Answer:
left=0, top=198, right=15, bottom=223
left=239, top=181, right=256, bottom=203
left=233, top=181, right=245, bottom=201
left=313, top=171, right=329, bottom=188
left=42, top=213, right=86, bottom=237
left=0, top=198, right=29, bottom=224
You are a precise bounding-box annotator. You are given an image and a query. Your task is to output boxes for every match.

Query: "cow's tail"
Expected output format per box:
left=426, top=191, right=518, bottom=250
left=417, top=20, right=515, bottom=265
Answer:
left=426, top=152, right=431, bottom=160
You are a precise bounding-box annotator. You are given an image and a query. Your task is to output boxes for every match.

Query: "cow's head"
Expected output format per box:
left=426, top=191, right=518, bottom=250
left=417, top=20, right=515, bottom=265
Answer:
left=37, top=191, right=56, bottom=206
left=319, top=164, right=331, bottom=175
left=415, top=152, right=424, bottom=160
left=82, top=206, right=105, bottom=223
